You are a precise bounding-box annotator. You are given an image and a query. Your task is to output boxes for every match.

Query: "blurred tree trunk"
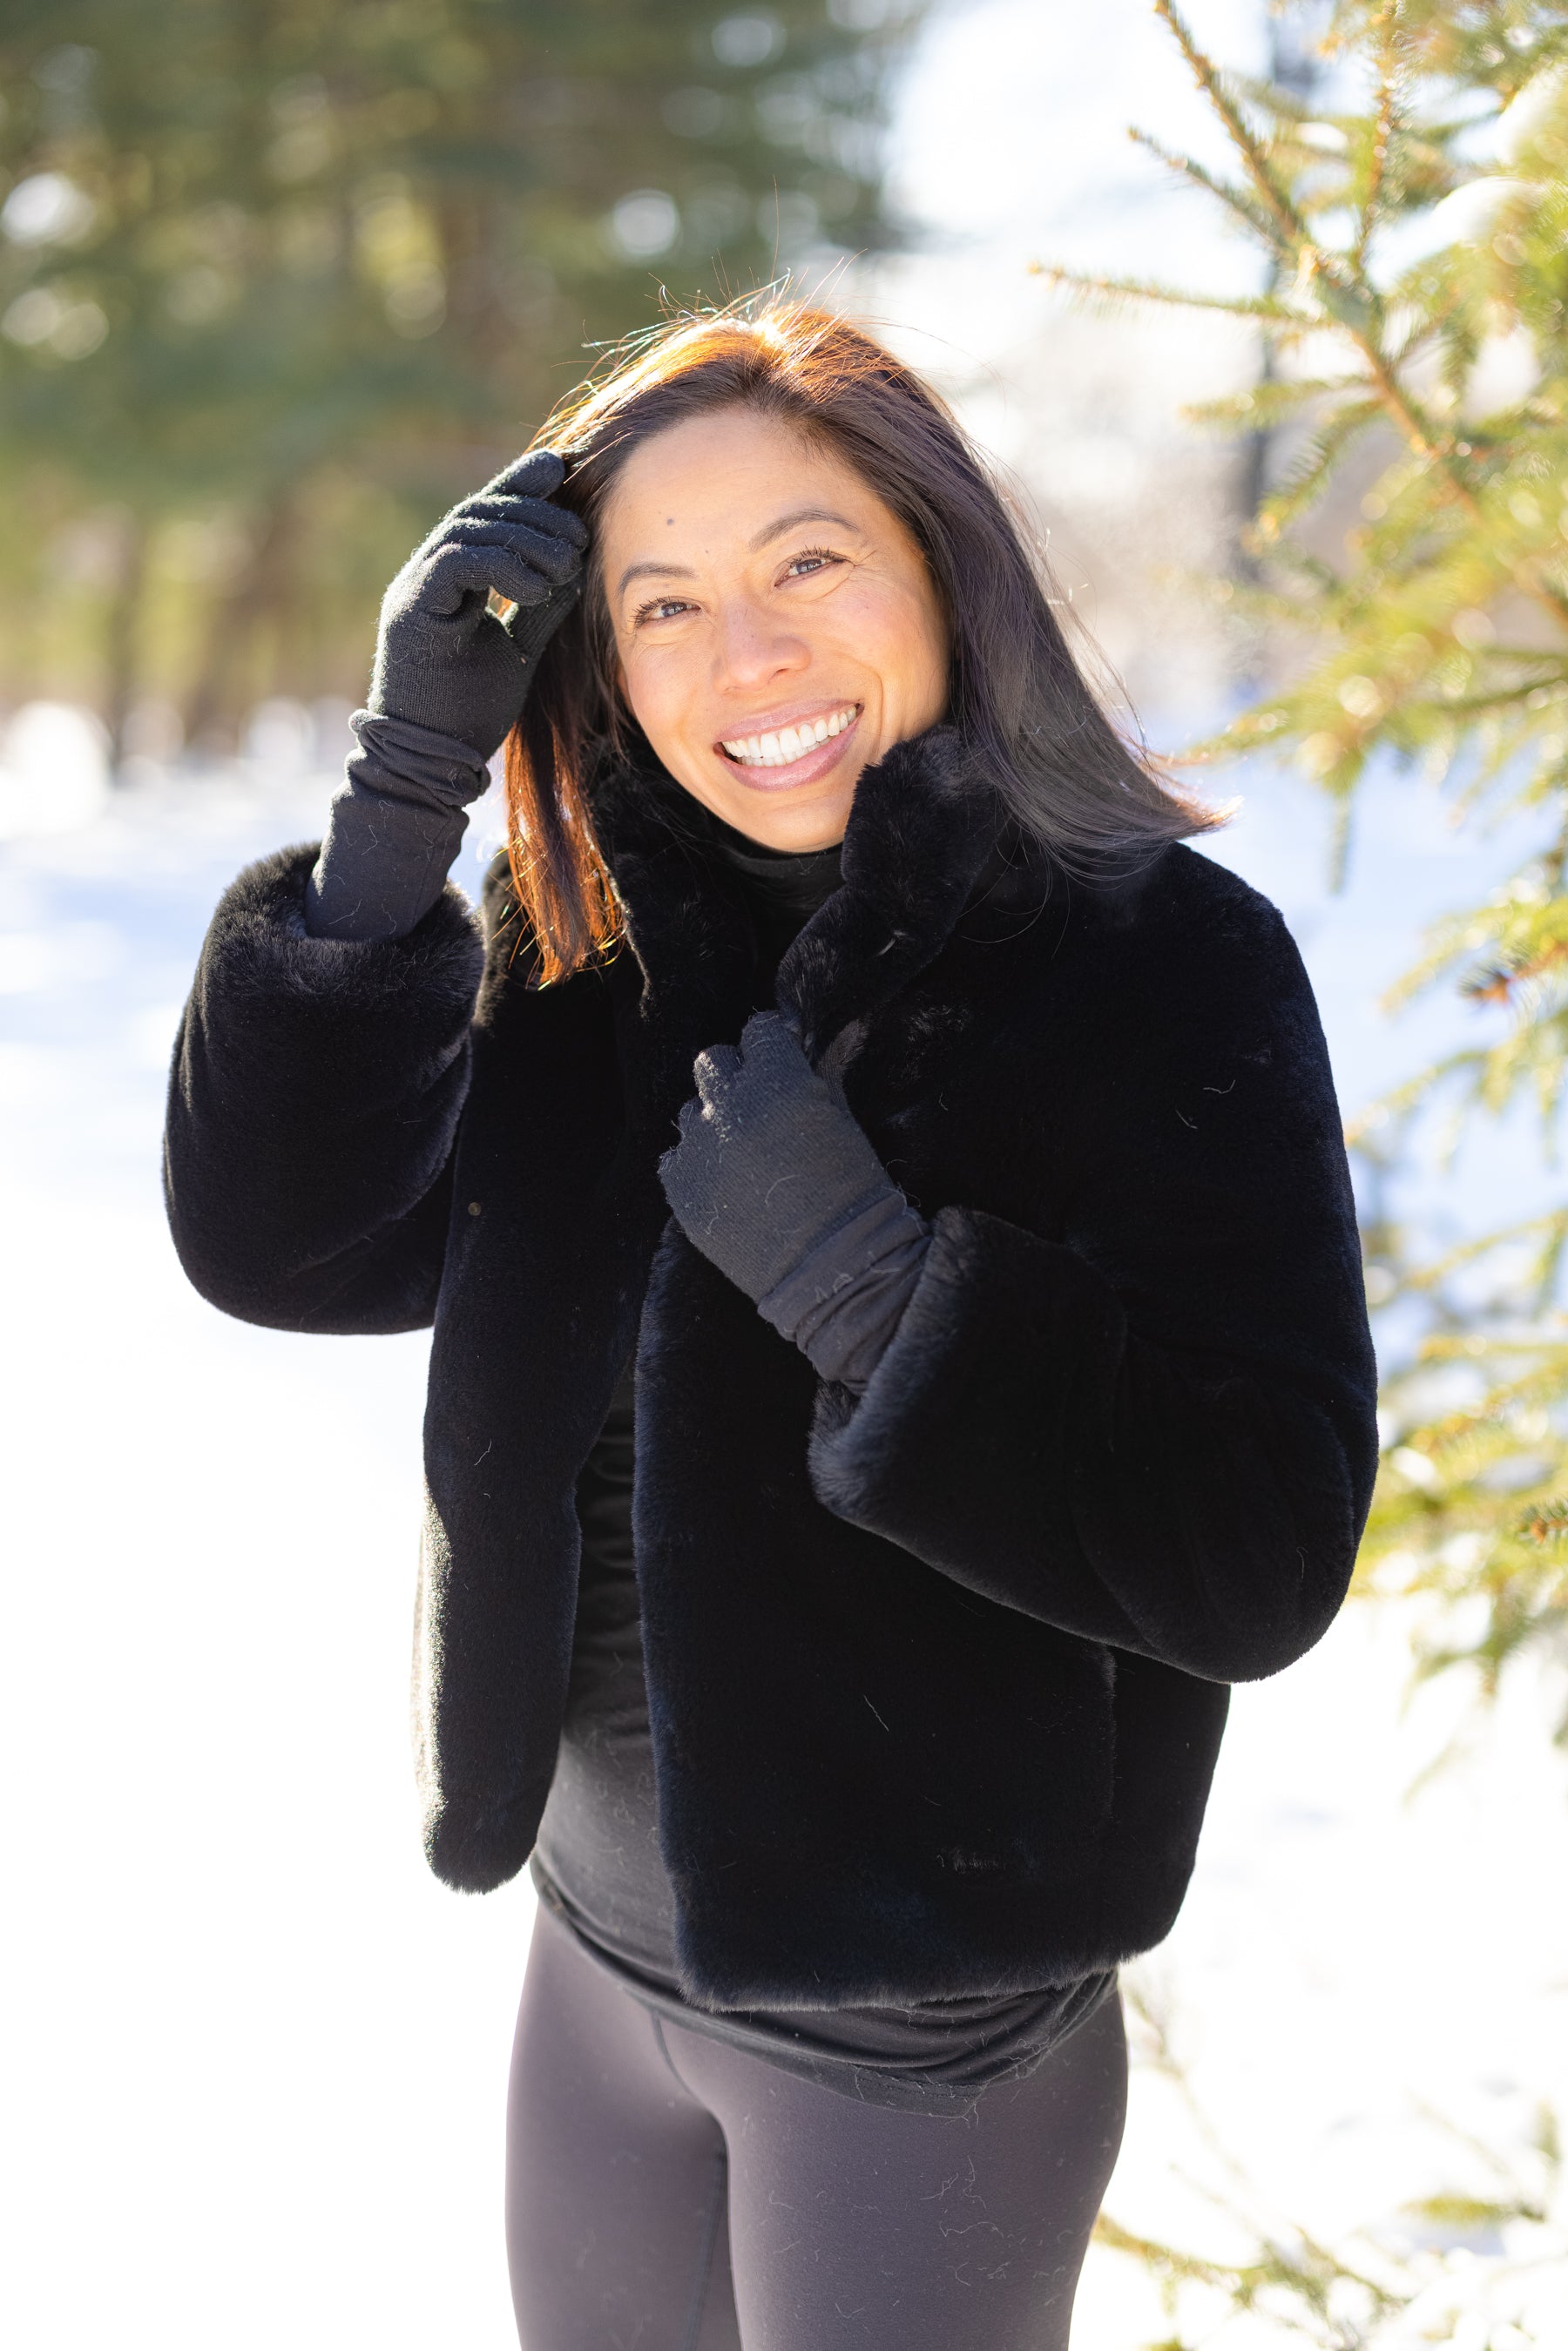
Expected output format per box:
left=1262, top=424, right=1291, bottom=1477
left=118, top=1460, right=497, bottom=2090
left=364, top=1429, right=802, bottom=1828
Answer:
left=183, top=491, right=300, bottom=752
left=105, top=517, right=149, bottom=776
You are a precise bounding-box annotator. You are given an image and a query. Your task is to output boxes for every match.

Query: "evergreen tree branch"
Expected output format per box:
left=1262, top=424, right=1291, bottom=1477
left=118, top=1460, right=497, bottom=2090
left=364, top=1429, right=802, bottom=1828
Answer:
left=1254, top=397, right=1385, bottom=536
left=1151, top=0, right=1317, bottom=254
left=1179, top=377, right=1374, bottom=430
left=1026, top=262, right=1306, bottom=323
left=1355, top=5, right=1401, bottom=270
left=1064, top=0, right=1568, bottom=1768
left=1126, top=125, right=1290, bottom=250
left=1140, top=1, right=1568, bottom=638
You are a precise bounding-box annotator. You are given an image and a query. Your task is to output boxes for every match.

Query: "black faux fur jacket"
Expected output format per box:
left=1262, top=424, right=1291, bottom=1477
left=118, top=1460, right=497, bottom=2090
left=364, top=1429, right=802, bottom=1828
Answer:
left=164, top=727, right=1378, bottom=2011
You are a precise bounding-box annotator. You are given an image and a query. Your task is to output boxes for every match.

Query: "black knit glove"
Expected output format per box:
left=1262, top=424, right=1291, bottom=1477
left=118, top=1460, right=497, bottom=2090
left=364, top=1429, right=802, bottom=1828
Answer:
left=304, top=711, right=492, bottom=943
left=659, top=1010, right=931, bottom=1392
left=368, top=447, right=588, bottom=760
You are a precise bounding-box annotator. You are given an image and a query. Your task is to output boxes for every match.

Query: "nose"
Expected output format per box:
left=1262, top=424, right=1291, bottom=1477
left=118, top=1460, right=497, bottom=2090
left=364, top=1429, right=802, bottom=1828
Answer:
left=711, top=591, right=809, bottom=693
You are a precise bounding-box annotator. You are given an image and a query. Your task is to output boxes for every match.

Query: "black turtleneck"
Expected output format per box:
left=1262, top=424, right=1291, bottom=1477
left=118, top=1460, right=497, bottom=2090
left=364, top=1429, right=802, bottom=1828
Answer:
left=673, top=794, right=846, bottom=998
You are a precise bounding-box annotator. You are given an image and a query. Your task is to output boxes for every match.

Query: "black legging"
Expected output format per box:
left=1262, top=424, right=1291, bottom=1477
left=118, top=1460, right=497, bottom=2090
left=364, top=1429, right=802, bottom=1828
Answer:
left=507, top=1901, right=1127, bottom=2350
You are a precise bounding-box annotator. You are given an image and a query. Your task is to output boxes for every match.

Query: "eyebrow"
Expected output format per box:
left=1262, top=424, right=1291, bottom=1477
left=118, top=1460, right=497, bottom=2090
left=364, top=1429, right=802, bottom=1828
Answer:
left=748, top=505, right=859, bottom=552
left=616, top=557, right=696, bottom=597
left=614, top=508, right=861, bottom=599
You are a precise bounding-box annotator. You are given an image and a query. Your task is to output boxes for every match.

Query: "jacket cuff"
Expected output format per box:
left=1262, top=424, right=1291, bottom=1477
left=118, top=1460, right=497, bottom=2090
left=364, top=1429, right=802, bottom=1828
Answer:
left=805, top=1202, right=1097, bottom=1523
left=224, top=838, right=483, bottom=986
left=165, top=841, right=484, bottom=1330
left=805, top=1199, right=1365, bottom=1685
left=803, top=1202, right=1148, bottom=1655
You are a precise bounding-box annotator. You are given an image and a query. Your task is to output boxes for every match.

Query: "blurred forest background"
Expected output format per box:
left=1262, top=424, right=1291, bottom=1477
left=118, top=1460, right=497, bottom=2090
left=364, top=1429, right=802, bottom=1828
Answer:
left=6, top=1, right=1568, bottom=2346
left=0, top=0, right=918, bottom=753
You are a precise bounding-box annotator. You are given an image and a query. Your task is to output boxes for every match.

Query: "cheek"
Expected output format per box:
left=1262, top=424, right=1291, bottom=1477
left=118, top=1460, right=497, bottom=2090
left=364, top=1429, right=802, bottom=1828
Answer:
left=831, top=577, right=946, bottom=704
left=618, top=637, right=713, bottom=767
left=618, top=638, right=679, bottom=732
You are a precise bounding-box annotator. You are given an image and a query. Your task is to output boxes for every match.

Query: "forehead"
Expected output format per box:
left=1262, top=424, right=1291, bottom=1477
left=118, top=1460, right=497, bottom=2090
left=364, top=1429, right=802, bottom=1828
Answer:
left=599, top=407, right=883, bottom=553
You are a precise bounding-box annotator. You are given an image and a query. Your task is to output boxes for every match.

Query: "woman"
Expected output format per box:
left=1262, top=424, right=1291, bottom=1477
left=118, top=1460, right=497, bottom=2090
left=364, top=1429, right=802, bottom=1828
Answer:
left=164, top=303, right=1377, bottom=2349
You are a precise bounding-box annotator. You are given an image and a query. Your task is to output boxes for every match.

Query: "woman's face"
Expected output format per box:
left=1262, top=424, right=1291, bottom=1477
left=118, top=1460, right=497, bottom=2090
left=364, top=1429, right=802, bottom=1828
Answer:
left=596, top=406, right=950, bottom=850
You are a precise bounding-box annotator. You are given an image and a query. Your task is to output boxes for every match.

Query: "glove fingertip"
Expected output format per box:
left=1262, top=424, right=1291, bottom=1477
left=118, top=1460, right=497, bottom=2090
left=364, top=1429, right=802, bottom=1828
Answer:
left=700, top=1044, right=741, bottom=1091
left=747, top=1009, right=803, bottom=1059
left=489, top=446, right=565, bottom=501
left=526, top=447, right=566, bottom=492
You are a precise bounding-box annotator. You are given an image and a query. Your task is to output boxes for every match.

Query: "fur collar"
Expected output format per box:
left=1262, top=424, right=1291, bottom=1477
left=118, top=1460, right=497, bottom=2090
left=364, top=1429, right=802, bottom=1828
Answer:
left=585, top=726, right=1027, bottom=1102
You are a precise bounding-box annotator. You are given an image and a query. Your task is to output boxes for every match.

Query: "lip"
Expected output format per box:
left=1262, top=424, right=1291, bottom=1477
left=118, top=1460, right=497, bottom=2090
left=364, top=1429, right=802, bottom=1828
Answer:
left=713, top=703, right=863, bottom=794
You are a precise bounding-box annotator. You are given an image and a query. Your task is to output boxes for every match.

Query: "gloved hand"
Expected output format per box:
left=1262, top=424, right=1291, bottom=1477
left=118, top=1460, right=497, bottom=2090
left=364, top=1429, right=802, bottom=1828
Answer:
left=659, top=1010, right=895, bottom=1294
left=368, top=447, right=589, bottom=760
left=659, top=1010, right=932, bottom=1389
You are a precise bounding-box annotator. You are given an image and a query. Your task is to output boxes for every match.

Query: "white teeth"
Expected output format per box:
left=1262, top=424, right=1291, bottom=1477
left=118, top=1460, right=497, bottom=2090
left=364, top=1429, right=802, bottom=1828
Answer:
left=720, top=705, right=857, bottom=766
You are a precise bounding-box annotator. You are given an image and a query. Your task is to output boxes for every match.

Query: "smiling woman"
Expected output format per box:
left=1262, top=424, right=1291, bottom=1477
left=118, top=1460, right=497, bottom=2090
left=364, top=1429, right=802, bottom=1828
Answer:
left=507, top=301, right=1213, bottom=980
left=164, top=296, right=1378, bottom=2350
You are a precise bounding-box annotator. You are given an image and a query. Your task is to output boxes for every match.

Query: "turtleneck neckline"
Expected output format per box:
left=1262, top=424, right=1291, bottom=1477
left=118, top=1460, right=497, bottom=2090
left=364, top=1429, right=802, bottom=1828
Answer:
left=681, top=795, right=845, bottom=923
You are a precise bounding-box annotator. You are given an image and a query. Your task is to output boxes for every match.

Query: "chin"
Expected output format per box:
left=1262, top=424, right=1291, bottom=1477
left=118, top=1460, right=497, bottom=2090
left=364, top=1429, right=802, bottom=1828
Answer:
left=719, top=780, right=855, bottom=852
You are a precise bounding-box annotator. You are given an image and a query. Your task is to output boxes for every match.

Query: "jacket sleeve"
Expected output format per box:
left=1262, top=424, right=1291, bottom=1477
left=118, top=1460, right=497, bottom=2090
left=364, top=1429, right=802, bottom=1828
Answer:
left=163, top=841, right=485, bottom=1333
left=806, top=878, right=1380, bottom=1686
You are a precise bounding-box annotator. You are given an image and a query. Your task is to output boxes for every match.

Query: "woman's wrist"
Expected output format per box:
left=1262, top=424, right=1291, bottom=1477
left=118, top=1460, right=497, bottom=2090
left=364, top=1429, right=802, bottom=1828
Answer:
left=756, top=1191, right=931, bottom=1395
left=305, top=711, right=493, bottom=943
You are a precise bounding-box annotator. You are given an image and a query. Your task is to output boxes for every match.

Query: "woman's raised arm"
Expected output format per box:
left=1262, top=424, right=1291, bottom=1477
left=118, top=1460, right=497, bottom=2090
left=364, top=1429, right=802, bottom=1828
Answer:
left=163, top=449, right=585, bottom=1332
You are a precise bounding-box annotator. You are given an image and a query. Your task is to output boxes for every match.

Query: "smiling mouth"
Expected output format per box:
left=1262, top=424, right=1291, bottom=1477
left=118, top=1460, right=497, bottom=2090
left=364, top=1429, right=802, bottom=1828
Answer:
left=719, top=703, right=860, bottom=768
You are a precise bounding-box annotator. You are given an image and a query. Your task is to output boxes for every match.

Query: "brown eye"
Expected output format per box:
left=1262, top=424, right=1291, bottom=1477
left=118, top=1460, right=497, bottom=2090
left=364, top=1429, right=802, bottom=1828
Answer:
left=782, top=547, right=842, bottom=582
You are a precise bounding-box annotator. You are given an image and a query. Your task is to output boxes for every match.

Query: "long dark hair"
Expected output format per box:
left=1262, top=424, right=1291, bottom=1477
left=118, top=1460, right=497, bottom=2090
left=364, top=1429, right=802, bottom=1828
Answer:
left=506, top=298, right=1216, bottom=984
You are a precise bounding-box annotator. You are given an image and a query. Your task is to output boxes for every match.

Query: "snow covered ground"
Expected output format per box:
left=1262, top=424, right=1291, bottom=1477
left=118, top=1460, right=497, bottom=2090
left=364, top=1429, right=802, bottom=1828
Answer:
left=4, top=2, right=1566, bottom=2342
